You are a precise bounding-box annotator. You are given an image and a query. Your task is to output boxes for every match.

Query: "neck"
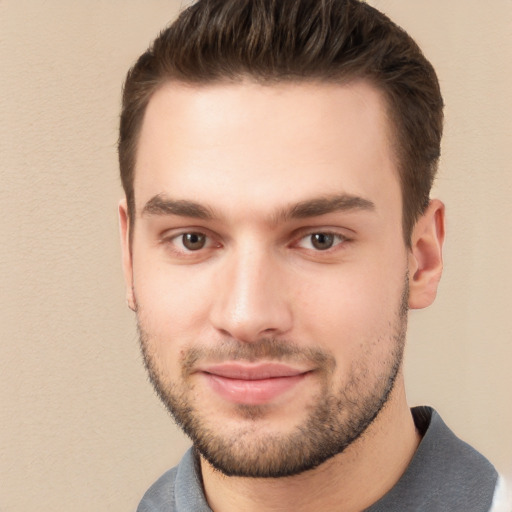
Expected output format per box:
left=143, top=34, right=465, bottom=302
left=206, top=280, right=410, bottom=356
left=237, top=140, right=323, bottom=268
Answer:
left=200, top=377, right=420, bottom=512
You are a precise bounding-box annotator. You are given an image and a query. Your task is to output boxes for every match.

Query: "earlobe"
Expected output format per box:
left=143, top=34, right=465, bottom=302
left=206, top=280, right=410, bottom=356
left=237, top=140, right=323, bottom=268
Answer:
left=408, top=199, right=445, bottom=310
left=119, top=199, right=136, bottom=311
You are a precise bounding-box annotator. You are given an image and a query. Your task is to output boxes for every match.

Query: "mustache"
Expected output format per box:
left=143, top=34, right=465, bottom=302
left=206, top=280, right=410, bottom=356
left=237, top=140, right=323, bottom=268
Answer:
left=147, top=335, right=337, bottom=377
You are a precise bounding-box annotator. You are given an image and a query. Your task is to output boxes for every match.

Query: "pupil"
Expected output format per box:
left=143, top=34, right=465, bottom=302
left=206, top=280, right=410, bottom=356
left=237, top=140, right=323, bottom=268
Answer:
left=312, top=233, right=333, bottom=250
left=183, top=233, right=205, bottom=250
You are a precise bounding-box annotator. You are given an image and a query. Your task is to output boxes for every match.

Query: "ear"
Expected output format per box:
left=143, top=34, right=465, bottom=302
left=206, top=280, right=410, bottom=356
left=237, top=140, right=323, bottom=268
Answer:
left=408, top=199, right=445, bottom=310
left=119, top=199, right=136, bottom=311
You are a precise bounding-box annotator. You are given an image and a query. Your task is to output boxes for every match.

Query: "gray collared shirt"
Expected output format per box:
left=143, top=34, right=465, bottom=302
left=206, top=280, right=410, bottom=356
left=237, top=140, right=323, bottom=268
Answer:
left=137, top=407, right=499, bottom=511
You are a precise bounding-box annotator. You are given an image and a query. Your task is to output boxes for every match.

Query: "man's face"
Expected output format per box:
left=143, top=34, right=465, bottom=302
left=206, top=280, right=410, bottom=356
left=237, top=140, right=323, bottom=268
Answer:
left=122, top=80, right=414, bottom=477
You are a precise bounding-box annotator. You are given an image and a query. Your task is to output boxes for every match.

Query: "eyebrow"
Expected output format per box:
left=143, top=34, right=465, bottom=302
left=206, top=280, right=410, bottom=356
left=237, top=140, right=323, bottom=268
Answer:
left=141, top=193, right=375, bottom=222
left=278, top=194, right=375, bottom=221
left=142, top=195, right=215, bottom=219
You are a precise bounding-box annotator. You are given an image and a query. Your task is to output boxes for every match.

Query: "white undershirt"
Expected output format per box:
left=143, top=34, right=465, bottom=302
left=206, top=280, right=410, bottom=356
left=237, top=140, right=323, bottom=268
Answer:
left=489, top=475, right=512, bottom=512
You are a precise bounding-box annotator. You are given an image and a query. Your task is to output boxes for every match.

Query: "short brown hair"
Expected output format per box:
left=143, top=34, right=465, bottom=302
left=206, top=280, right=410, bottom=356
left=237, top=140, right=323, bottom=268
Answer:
left=119, top=0, right=443, bottom=243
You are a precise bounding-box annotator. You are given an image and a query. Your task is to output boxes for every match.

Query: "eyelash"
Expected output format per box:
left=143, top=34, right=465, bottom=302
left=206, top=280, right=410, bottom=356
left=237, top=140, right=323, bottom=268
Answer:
left=293, top=231, right=348, bottom=252
left=161, top=229, right=350, bottom=257
left=161, top=230, right=219, bottom=255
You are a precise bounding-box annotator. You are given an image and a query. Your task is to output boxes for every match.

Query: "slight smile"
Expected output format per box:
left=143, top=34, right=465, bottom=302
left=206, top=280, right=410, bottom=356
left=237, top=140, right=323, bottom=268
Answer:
left=197, top=363, right=313, bottom=405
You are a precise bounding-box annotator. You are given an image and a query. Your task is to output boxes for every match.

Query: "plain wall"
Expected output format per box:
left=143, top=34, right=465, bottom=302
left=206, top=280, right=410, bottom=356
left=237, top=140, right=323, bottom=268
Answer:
left=0, top=1, right=510, bottom=510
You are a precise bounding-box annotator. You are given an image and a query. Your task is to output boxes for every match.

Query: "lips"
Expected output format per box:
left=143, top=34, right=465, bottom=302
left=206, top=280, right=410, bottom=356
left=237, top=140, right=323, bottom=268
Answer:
left=197, top=363, right=310, bottom=405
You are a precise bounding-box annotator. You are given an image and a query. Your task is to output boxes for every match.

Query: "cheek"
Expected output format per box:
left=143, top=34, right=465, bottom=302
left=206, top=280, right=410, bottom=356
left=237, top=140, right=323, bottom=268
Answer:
left=134, top=245, right=210, bottom=312
left=295, top=262, right=406, bottom=360
left=133, top=258, right=215, bottom=364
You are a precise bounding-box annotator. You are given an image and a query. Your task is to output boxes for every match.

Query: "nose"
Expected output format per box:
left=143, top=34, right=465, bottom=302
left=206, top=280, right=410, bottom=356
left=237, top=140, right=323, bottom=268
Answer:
left=209, top=245, right=293, bottom=343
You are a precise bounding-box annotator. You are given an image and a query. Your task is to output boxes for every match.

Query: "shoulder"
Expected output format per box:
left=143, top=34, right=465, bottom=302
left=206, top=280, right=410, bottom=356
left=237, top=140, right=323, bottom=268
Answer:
left=137, top=466, right=178, bottom=512
left=136, top=448, right=211, bottom=512
left=411, top=406, right=497, bottom=483
left=366, top=407, right=499, bottom=512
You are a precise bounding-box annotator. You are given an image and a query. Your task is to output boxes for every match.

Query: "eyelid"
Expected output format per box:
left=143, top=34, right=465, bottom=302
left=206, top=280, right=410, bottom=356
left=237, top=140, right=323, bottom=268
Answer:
left=160, top=227, right=221, bottom=254
left=158, top=225, right=352, bottom=256
left=291, top=228, right=351, bottom=251
left=159, top=225, right=214, bottom=241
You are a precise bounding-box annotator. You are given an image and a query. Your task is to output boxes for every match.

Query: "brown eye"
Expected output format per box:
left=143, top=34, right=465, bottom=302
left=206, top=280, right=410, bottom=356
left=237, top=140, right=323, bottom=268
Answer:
left=182, top=233, right=206, bottom=251
left=310, top=233, right=335, bottom=250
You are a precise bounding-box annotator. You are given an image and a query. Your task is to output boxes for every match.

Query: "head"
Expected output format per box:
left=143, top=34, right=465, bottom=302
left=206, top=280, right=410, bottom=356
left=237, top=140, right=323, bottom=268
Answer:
left=118, top=0, right=445, bottom=479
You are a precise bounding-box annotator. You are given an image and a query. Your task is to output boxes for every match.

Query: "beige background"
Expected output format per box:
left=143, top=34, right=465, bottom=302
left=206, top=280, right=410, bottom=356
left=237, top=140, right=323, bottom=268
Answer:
left=0, top=0, right=510, bottom=510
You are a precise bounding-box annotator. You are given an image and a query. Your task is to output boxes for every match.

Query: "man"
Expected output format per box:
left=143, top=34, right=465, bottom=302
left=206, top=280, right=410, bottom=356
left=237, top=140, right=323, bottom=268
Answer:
left=118, top=0, right=507, bottom=510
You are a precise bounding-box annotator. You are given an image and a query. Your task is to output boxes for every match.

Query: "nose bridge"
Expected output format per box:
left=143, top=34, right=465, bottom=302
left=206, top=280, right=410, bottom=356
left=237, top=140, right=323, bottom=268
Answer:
left=210, top=239, right=292, bottom=342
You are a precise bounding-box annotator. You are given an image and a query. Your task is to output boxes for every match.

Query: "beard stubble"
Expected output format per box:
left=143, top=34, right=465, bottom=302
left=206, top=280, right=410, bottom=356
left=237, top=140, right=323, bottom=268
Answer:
left=137, top=279, right=409, bottom=478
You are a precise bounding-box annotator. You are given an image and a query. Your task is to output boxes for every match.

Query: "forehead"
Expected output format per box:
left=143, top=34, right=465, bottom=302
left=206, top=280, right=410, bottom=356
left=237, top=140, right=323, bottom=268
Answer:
left=134, top=80, right=400, bottom=217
